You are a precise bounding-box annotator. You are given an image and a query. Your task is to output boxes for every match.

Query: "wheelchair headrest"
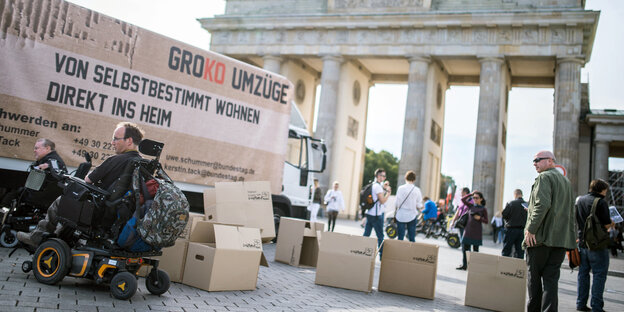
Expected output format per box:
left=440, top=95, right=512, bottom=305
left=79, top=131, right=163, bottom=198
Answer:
left=139, top=139, right=164, bottom=158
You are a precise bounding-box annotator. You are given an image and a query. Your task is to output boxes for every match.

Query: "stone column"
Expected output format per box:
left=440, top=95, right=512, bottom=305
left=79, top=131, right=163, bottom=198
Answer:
left=398, top=56, right=431, bottom=187
left=262, top=55, right=282, bottom=74
left=315, top=55, right=343, bottom=190
left=554, top=57, right=583, bottom=190
left=593, top=140, right=609, bottom=181
left=472, top=57, right=504, bottom=221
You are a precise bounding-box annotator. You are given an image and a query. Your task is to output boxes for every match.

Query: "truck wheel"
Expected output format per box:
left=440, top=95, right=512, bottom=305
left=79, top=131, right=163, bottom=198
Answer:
left=33, top=239, right=71, bottom=285
left=110, top=271, right=138, bottom=300
left=272, top=206, right=287, bottom=242
left=1, top=230, right=18, bottom=248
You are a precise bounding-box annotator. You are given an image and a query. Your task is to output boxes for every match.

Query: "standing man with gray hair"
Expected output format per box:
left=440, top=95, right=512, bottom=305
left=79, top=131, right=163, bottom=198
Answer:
left=502, top=189, right=527, bottom=259
left=524, top=150, right=576, bottom=312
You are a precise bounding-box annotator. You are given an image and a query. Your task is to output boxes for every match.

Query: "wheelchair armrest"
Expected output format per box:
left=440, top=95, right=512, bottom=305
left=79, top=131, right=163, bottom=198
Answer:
left=65, top=176, right=110, bottom=196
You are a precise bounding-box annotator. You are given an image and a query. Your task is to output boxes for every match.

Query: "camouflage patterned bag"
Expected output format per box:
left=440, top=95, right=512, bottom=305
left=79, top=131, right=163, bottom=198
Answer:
left=136, top=178, right=190, bottom=248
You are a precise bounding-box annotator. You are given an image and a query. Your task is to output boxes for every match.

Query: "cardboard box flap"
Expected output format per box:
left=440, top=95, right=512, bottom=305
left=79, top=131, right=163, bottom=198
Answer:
left=319, top=232, right=377, bottom=258
left=212, top=181, right=276, bottom=240
left=203, top=188, right=217, bottom=221
left=382, top=240, right=438, bottom=267
left=469, top=252, right=527, bottom=279
left=189, top=221, right=217, bottom=244
left=260, top=252, right=269, bottom=267
left=213, top=224, right=263, bottom=252
left=216, top=181, right=271, bottom=203
left=190, top=221, right=245, bottom=244
left=303, top=221, right=325, bottom=237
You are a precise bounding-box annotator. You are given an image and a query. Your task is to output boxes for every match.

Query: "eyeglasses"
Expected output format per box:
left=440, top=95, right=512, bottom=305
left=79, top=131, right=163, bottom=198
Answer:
left=112, top=137, right=125, bottom=142
left=533, top=157, right=549, bottom=163
left=379, top=175, right=386, bottom=177
left=473, top=196, right=481, bottom=199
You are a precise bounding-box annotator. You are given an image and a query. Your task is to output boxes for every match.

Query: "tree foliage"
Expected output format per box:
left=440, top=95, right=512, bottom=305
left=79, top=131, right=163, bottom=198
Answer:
left=439, top=173, right=456, bottom=200
left=361, top=148, right=399, bottom=194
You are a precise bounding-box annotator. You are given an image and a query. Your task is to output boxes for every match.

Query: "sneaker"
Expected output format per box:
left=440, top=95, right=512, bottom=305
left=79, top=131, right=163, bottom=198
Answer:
left=576, top=307, right=591, bottom=311
left=16, top=230, right=43, bottom=247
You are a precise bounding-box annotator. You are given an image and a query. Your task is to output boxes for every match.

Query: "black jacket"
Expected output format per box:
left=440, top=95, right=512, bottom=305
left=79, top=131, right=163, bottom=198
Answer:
left=575, top=192, right=611, bottom=246
left=502, top=197, right=528, bottom=228
left=34, top=150, right=67, bottom=174
left=27, top=150, right=67, bottom=207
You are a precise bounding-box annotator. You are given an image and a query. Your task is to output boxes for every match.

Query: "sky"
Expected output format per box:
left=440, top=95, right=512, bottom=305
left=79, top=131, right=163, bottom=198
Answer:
left=67, top=0, right=623, bottom=207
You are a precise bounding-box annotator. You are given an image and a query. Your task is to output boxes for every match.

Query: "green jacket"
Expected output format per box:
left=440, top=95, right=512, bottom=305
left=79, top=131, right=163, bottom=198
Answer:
left=523, top=167, right=576, bottom=249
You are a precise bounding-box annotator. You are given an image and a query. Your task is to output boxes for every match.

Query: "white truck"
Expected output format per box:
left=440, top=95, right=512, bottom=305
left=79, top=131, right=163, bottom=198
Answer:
left=0, top=0, right=325, bottom=223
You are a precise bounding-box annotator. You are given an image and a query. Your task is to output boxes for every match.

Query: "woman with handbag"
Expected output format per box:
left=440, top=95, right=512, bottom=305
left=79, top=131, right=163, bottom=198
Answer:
left=456, top=190, right=489, bottom=270
left=394, top=171, right=423, bottom=242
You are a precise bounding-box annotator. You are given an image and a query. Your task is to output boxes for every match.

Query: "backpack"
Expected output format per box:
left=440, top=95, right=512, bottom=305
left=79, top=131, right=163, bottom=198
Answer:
left=359, top=182, right=378, bottom=212
left=117, top=167, right=189, bottom=251
left=583, top=197, right=610, bottom=251
left=136, top=177, right=189, bottom=248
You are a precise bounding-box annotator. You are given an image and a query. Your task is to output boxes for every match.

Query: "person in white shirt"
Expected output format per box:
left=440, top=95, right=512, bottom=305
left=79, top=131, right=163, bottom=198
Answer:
left=394, top=170, right=423, bottom=242
left=363, top=168, right=391, bottom=258
left=324, top=181, right=345, bottom=232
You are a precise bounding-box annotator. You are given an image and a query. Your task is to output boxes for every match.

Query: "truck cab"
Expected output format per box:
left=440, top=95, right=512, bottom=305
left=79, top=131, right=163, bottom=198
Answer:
left=272, top=103, right=326, bottom=220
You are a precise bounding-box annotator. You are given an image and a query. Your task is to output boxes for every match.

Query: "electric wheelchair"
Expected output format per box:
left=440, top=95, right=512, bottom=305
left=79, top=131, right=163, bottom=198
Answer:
left=21, top=139, right=175, bottom=300
left=1, top=156, right=87, bottom=248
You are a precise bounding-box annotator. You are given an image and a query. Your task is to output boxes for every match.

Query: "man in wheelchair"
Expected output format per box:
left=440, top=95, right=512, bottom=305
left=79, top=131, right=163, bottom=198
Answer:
left=1, top=138, right=67, bottom=210
left=17, top=122, right=144, bottom=247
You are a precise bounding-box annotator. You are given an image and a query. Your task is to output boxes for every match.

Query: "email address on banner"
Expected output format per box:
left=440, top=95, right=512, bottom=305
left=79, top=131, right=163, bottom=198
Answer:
left=165, top=154, right=254, bottom=175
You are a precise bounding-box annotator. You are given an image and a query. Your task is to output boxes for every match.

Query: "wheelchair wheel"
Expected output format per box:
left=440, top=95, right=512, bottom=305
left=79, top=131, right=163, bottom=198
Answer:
left=110, top=271, right=138, bottom=300
left=146, top=269, right=170, bottom=296
left=33, top=239, right=71, bottom=285
left=447, top=233, right=461, bottom=249
left=385, top=223, right=397, bottom=239
left=22, top=261, right=33, bottom=273
left=0, top=230, right=18, bottom=248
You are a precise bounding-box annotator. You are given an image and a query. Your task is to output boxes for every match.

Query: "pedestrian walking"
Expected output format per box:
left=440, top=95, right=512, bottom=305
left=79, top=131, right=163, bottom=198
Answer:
left=363, top=168, right=391, bottom=258
left=308, top=179, right=322, bottom=223
left=324, top=181, right=345, bottom=232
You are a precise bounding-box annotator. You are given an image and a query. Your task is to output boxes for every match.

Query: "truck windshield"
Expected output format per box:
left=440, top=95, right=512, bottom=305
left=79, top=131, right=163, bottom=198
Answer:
left=285, top=136, right=307, bottom=169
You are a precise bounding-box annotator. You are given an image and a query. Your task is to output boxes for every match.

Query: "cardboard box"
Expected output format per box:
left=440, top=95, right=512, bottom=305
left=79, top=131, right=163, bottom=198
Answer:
left=138, top=239, right=189, bottom=283
left=378, top=239, right=439, bottom=299
left=275, top=217, right=324, bottom=267
left=182, top=221, right=264, bottom=291
left=204, top=182, right=276, bottom=242
left=464, top=252, right=527, bottom=312
left=314, top=231, right=377, bottom=292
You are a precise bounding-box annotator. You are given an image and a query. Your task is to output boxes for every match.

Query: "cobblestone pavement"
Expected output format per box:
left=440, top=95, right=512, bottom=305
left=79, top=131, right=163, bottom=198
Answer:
left=1, top=217, right=623, bottom=311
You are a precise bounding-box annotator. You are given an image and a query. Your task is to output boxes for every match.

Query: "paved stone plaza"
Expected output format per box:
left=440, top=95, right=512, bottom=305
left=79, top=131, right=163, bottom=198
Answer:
left=1, top=218, right=623, bottom=312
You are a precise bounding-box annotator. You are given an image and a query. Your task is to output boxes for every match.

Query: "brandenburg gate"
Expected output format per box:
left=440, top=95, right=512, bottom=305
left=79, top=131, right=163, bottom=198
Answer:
left=201, top=0, right=599, bottom=219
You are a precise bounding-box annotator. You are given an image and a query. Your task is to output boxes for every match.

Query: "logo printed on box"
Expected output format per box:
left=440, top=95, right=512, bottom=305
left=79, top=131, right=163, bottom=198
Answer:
left=350, top=248, right=374, bottom=257
left=248, top=191, right=270, bottom=200
left=499, top=269, right=525, bottom=279
left=412, top=255, right=437, bottom=264
left=242, top=239, right=262, bottom=249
